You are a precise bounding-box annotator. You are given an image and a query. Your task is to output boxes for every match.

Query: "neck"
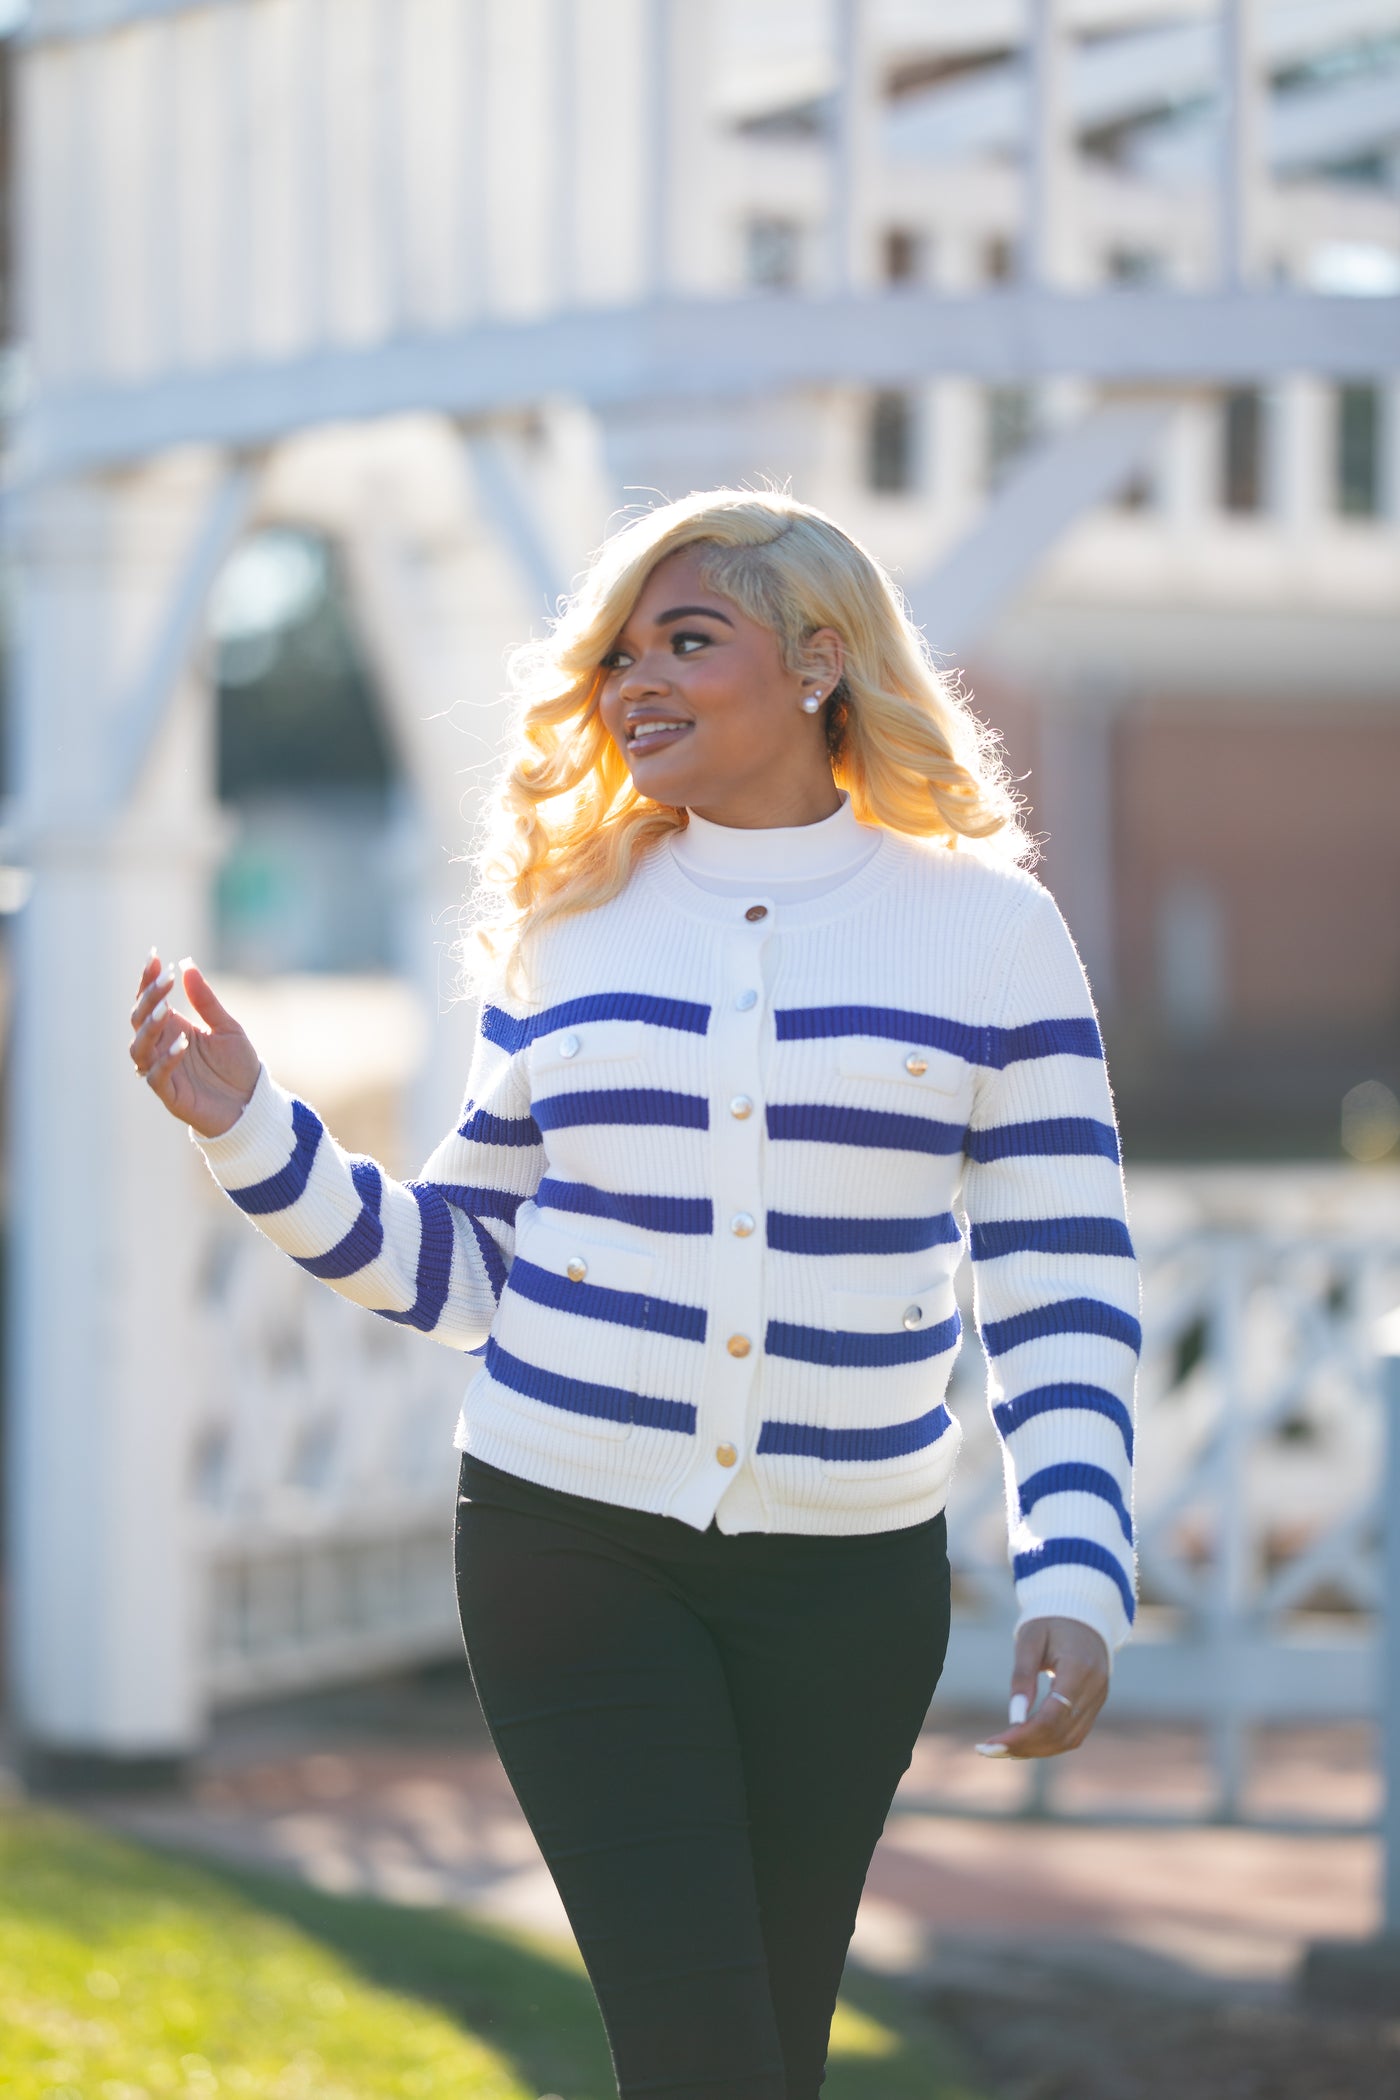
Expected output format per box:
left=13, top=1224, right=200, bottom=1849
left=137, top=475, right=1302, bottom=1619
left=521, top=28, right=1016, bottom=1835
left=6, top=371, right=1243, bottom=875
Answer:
left=685, top=774, right=842, bottom=831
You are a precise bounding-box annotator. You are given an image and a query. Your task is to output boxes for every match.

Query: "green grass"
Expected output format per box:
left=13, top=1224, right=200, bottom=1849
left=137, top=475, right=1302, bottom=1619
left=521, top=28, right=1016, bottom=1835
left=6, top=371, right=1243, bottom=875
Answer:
left=0, top=1805, right=983, bottom=2099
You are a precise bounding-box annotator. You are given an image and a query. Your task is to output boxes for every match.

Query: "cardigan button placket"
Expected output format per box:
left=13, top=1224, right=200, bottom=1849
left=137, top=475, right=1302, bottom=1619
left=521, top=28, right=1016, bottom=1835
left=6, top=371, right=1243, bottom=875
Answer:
left=672, top=897, right=776, bottom=1525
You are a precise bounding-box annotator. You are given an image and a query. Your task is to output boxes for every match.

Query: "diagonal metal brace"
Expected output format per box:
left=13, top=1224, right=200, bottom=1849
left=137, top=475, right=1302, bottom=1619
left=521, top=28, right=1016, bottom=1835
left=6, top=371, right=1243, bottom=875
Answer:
left=108, top=454, right=260, bottom=813
left=907, top=400, right=1176, bottom=658
left=460, top=426, right=565, bottom=624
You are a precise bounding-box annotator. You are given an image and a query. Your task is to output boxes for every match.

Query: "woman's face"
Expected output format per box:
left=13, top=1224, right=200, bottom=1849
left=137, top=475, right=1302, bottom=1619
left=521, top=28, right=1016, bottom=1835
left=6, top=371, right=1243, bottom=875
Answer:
left=596, top=546, right=844, bottom=827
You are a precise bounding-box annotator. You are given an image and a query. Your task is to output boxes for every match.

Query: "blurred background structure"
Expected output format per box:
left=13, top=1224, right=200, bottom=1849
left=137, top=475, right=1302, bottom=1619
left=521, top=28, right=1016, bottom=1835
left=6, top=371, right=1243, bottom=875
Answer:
left=0, top=0, right=1396, bottom=1828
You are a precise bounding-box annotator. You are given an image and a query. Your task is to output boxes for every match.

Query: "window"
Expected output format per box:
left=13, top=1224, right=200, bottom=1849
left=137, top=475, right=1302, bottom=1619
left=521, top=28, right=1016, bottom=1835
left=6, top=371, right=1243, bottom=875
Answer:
left=1336, top=383, right=1382, bottom=517
left=867, top=390, right=916, bottom=493
left=882, top=227, right=924, bottom=284
left=986, top=385, right=1037, bottom=488
left=211, top=529, right=403, bottom=974
left=745, top=216, right=801, bottom=291
left=1157, top=879, right=1227, bottom=1043
left=1221, top=388, right=1266, bottom=513
left=1106, top=247, right=1164, bottom=288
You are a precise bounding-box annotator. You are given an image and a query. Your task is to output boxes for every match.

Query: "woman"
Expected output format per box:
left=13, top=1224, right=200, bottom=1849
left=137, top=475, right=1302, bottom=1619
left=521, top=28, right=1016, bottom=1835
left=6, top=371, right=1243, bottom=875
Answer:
left=130, top=490, right=1138, bottom=2099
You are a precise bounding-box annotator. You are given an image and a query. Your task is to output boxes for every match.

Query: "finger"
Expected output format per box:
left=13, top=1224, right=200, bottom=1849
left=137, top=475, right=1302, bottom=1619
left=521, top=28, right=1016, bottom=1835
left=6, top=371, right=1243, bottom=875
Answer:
left=178, top=959, right=239, bottom=1033
left=131, top=1001, right=203, bottom=1077
left=978, top=1698, right=1081, bottom=1760
left=1017, top=1669, right=1109, bottom=1754
left=130, top=959, right=178, bottom=1030
left=1009, top=1621, right=1050, bottom=1709
left=978, top=1669, right=1104, bottom=1758
left=143, top=1030, right=190, bottom=1095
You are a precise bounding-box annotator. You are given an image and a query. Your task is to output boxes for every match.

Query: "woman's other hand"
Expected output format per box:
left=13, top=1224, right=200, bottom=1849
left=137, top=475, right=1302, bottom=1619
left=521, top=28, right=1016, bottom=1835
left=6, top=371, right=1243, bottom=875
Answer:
left=975, top=1617, right=1111, bottom=1759
left=129, top=951, right=261, bottom=1139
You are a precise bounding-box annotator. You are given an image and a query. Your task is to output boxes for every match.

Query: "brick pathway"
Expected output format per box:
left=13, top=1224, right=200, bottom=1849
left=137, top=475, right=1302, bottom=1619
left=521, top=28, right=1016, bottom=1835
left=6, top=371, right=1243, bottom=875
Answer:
left=69, top=1669, right=1380, bottom=2003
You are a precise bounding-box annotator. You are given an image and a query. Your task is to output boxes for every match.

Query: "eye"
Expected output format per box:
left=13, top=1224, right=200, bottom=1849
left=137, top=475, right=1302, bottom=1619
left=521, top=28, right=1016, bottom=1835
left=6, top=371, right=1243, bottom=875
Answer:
left=600, top=647, right=633, bottom=671
left=671, top=631, right=710, bottom=655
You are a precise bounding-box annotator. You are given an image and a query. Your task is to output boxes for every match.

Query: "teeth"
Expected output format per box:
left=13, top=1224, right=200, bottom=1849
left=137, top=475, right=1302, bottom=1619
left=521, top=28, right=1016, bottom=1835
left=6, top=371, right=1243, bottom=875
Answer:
left=629, top=721, right=689, bottom=744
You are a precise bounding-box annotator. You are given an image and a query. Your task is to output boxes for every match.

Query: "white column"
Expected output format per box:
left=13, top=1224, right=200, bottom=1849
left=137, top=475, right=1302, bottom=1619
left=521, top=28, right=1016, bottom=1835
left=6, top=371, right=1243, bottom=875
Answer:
left=641, top=0, right=675, bottom=298
left=1220, top=0, right=1263, bottom=287
left=1384, top=382, right=1400, bottom=523
left=829, top=0, right=879, bottom=293
left=548, top=0, right=578, bottom=309
left=5, top=464, right=230, bottom=1773
left=458, top=0, right=489, bottom=322
left=1025, top=0, right=1072, bottom=290
left=1160, top=395, right=1217, bottom=535
left=664, top=0, right=722, bottom=298
left=1274, top=375, right=1328, bottom=534
left=300, top=0, right=330, bottom=345
left=375, top=0, right=409, bottom=333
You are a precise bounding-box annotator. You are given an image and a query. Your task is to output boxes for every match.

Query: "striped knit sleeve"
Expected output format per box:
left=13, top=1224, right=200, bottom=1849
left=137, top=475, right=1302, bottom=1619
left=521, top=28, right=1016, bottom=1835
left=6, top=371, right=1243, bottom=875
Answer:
left=190, top=1001, right=543, bottom=1352
left=960, top=882, right=1139, bottom=1658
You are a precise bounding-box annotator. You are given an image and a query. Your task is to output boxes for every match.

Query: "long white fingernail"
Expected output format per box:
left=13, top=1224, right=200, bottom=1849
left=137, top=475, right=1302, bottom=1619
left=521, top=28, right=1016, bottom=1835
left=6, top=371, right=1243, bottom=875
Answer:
left=178, top=955, right=194, bottom=975
left=1008, top=1693, right=1029, bottom=1726
left=974, top=1742, right=1010, bottom=1759
left=151, top=997, right=168, bottom=1023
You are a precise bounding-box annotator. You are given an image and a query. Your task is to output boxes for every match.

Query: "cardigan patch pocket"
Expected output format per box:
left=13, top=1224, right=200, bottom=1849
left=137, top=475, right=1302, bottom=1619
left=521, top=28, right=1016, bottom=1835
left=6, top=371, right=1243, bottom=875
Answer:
left=494, top=1212, right=658, bottom=1442
left=527, top=1018, right=648, bottom=1085
left=792, top=1279, right=963, bottom=1478
left=834, top=1038, right=971, bottom=1101
left=828, top=1277, right=959, bottom=1341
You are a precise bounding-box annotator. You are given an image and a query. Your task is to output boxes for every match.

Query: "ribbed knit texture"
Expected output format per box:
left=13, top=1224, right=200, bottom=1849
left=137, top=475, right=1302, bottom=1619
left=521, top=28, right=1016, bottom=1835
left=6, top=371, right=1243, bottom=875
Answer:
left=194, top=821, right=1140, bottom=1656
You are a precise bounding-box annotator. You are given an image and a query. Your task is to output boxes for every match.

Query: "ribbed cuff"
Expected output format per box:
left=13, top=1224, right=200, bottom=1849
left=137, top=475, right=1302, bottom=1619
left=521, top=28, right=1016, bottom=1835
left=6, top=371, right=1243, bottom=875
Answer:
left=1013, top=1592, right=1125, bottom=1672
left=188, top=1064, right=297, bottom=1189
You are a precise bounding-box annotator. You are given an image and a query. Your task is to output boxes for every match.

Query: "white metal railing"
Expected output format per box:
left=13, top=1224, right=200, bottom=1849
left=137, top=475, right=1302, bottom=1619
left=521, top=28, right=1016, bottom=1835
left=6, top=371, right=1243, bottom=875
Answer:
left=192, top=1184, right=1400, bottom=1832
left=191, top=1212, right=468, bottom=1704
left=935, top=1219, right=1400, bottom=1826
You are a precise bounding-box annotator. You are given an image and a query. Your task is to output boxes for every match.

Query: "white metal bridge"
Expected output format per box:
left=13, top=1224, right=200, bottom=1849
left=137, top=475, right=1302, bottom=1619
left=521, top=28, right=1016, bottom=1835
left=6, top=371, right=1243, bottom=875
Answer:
left=2, top=1, right=1397, bottom=1822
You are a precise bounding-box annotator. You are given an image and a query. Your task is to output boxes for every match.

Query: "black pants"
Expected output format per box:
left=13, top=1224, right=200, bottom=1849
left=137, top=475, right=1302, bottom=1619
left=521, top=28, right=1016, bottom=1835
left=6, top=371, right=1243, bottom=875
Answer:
left=453, top=1454, right=951, bottom=2099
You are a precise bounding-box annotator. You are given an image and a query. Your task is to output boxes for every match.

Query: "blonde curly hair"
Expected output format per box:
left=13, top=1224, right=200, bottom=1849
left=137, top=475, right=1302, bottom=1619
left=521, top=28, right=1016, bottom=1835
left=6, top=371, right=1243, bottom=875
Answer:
left=463, top=488, right=1027, bottom=989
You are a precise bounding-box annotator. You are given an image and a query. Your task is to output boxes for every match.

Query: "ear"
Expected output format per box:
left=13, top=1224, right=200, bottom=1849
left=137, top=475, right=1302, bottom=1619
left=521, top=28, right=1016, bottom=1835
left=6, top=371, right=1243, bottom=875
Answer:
left=806, top=626, right=845, bottom=692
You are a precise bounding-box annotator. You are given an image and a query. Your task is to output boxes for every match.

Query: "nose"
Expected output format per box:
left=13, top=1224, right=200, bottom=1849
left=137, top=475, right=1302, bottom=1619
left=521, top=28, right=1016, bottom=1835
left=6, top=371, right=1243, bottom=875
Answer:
left=617, top=651, right=670, bottom=700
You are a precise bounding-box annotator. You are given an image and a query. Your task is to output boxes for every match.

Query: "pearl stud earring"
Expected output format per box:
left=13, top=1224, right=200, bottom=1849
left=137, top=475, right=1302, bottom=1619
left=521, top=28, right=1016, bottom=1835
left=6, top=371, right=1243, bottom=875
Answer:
left=801, top=689, right=823, bottom=715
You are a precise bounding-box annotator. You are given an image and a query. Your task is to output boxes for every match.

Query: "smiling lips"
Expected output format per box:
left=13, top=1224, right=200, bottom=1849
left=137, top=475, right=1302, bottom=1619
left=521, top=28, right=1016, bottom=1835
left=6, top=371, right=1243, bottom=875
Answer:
left=626, top=716, right=693, bottom=754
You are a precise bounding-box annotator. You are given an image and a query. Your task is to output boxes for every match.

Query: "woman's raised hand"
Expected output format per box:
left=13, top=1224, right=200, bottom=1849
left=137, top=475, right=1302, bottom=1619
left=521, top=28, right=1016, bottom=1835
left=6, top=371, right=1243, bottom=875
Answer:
left=129, top=951, right=262, bottom=1139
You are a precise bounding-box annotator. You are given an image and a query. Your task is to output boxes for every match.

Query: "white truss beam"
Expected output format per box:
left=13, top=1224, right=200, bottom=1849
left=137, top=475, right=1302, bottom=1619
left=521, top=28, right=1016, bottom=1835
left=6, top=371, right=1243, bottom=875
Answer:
left=20, top=290, right=1397, bottom=482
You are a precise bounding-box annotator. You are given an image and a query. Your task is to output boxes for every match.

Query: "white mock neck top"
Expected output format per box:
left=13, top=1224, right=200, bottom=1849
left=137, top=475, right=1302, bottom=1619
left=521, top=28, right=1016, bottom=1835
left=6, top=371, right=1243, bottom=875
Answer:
left=670, top=792, right=881, bottom=904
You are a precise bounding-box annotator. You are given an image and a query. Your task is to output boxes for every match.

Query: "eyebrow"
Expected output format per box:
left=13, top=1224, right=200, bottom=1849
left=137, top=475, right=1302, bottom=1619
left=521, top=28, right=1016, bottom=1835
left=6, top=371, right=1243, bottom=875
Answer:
left=654, top=603, right=735, bottom=628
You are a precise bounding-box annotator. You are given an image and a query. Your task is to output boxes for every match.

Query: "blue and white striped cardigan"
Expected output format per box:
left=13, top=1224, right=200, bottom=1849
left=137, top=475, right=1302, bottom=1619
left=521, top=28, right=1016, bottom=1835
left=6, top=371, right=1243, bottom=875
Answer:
left=195, top=825, right=1139, bottom=1655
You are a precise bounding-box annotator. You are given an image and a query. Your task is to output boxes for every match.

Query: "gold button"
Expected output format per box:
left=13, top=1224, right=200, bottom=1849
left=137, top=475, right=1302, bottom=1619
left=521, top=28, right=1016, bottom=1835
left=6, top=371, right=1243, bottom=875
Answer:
left=726, top=1334, right=751, bottom=1358
left=904, top=1052, right=928, bottom=1076
left=744, top=904, right=768, bottom=922
left=902, top=1304, right=923, bottom=1329
left=566, top=1257, right=588, bottom=1282
left=730, top=1095, right=753, bottom=1119
left=716, top=1442, right=738, bottom=1467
